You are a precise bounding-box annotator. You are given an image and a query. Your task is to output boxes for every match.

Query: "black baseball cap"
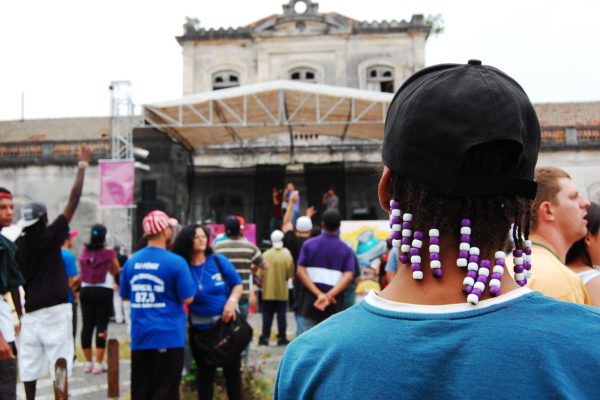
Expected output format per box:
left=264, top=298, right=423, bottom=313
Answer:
left=18, top=201, right=47, bottom=228
left=382, top=60, right=540, bottom=199
left=224, top=215, right=241, bottom=237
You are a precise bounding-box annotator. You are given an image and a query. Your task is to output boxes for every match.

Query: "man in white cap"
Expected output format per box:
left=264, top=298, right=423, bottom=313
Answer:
left=15, top=144, right=91, bottom=400
left=258, top=230, right=294, bottom=346
left=120, top=210, right=196, bottom=399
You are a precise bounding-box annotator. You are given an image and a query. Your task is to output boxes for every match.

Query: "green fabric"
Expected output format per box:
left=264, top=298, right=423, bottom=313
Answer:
left=0, top=234, right=25, bottom=294
left=260, top=248, right=294, bottom=301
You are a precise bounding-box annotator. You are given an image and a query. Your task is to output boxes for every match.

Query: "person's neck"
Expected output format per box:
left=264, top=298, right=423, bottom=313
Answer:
left=380, top=234, right=521, bottom=305
left=190, top=252, right=206, bottom=266
left=147, top=237, right=167, bottom=249
left=529, top=230, right=570, bottom=263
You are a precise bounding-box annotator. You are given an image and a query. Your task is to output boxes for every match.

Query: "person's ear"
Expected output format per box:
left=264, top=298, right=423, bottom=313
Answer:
left=584, top=232, right=593, bottom=247
left=538, top=201, right=555, bottom=222
left=378, top=166, right=393, bottom=212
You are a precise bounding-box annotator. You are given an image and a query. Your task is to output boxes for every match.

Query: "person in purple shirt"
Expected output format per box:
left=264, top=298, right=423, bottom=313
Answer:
left=296, top=209, right=354, bottom=334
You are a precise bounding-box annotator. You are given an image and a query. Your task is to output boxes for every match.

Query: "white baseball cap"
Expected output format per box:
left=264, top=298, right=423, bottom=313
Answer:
left=271, top=229, right=284, bottom=248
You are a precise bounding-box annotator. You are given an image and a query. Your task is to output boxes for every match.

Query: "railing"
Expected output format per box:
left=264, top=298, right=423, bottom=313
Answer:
left=0, top=139, right=110, bottom=166
left=541, top=126, right=600, bottom=148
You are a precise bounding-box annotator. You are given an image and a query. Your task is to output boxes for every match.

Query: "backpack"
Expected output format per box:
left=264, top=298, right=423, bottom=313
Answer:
left=79, top=247, right=114, bottom=284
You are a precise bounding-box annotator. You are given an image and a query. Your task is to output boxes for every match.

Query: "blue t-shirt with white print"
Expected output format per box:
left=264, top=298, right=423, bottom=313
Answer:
left=120, top=246, right=196, bottom=350
left=188, top=253, right=242, bottom=328
left=275, top=288, right=600, bottom=400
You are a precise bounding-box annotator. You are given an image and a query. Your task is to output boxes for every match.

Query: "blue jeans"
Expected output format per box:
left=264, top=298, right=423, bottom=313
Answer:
left=296, top=316, right=320, bottom=336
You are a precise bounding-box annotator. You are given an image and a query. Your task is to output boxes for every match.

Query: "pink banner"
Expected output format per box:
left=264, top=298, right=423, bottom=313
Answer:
left=99, top=160, right=134, bottom=207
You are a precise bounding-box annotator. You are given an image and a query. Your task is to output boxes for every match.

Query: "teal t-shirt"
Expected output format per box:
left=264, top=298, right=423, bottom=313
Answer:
left=276, top=289, right=600, bottom=399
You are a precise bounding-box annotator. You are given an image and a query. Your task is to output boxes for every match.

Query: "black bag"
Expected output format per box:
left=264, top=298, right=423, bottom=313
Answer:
left=191, top=313, right=253, bottom=367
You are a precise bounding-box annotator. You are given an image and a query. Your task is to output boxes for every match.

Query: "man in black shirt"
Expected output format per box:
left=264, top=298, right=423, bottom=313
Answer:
left=16, top=144, right=91, bottom=400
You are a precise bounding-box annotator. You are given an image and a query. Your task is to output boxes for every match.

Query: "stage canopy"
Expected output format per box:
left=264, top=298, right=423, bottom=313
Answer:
left=142, top=80, right=394, bottom=149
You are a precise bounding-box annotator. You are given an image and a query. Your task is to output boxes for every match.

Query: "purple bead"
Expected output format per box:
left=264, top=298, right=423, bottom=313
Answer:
left=525, top=248, right=532, bottom=255
left=489, top=286, right=501, bottom=296
left=462, top=285, right=473, bottom=295
left=513, top=265, right=524, bottom=273
left=391, top=216, right=402, bottom=225
left=391, top=231, right=401, bottom=240
left=390, top=201, right=400, bottom=209
left=458, top=250, right=469, bottom=259
left=414, top=231, right=424, bottom=240
left=402, top=221, right=411, bottom=229
left=460, top=235, right=471, bottom=243
left=430, top=253, right=440, bottom=261
left=429, top=237, right=440, bottom=245
left=494, top=259, right=505, bottom=267
left=523, top=262, right=532, bottom=271
left=491, top=272, right=503, bottom=280
left=409, top=248, right=420, bottom=256
left=400, top=255, right=409, bottom=264
left=466, top=270, right=478, bottom=279
left=461, top=219, right=472, bottom=227
left=469, top=255, right=479, bottom=263
left=432, top=269, right=443, bottom=278
left=411, top=264, right=422, bottom=271
left=402, top=237, right=411, bottom=245
left=387, top=238, right=393, bottom=246
left=513, top=249, right=523, bottom=257
left=470, top=288, right=483, bottom=297
left=476, top=275, right=488, bottom=283
left=480, top=260, right=491, bottom=268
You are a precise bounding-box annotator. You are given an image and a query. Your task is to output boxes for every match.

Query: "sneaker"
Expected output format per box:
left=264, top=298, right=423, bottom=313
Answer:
left=83, top=362, right=93, bottom=373
left=91, top=362, right=107, bottom=374
left=277, top=338, right=290, bottom=346
left=258, top=338, right=269, bottom=346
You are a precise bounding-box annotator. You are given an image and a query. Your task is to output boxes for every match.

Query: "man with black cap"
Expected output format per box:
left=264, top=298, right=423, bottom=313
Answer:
left=214, top=216, right=267, bottom=318
left=275, top=61, right=600, bottom=399
left=15, top=144, right=91, bottom=400
left=295, top=208, right=355, bottom=334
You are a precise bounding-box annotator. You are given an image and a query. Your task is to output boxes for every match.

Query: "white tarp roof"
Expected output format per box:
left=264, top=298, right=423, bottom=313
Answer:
left=142, top=80, right=393, bottom=149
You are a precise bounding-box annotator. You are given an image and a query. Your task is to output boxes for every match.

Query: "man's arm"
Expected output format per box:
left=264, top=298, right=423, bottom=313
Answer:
left=0, top=331, right=15, bottom=360
left=297, top=265, right=335, bottom=311
left=63, top=144, right=92, bottom=222
left=9, top=288, right=22, bottom=322
left=282, top=194, right=297, bottom=233
left=326, top=271, right=353, bottom=298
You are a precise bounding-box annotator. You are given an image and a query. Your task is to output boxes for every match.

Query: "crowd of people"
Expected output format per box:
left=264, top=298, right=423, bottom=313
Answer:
left=2, top=60, right=600, bottom=400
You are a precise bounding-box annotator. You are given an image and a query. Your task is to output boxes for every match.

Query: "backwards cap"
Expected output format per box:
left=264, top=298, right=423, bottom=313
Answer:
left=382, top=60, right=540, bottom=199
left=142, top=210, right=178, bottom=236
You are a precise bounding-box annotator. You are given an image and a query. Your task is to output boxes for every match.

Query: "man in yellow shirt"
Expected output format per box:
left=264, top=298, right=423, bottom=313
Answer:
left=528, top=167, right=591, bottom=304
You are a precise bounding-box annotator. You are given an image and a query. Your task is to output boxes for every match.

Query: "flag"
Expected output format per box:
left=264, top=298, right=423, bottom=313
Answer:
left=99, top=160, right=134, bottom=207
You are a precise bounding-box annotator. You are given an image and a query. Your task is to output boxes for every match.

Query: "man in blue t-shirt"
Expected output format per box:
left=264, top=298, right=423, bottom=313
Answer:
left=296, top=209, right=354, bottom=334
left=61, top=230, right=79, bottom=344
left=120, top=210, right=196, bottom=400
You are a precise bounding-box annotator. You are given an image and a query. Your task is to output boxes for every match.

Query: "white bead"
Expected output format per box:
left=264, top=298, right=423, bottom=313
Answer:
left=428, top=229, right=440, bottom=237
left=489, top=279, right=501, bottom=288
left=412, top=239, right=423, bottom=249
left=524, top=240, right=532, bottom=248
left=457, top=259, right=468, bottom=267
left=469, top=247, right=480, bottom=256
left=515, top=273, right=525, bottom=281
left=403, top=213, right=413, bottom=222
left=402, top=229, right=412, bottom=237
left=401, top=244, right=410, bottom=252
left=430, top=260, right=441, bottom=269
left=468, top=262, right=479, bottom=271
left=467, top=294, right=479, bottom=305
left=391, top=209, right=401, bottom=217
left=525, top=270, right=532, bottom=279
left=494, top=251, right=506, bottom=259
left=392, top=239, right=401, bottom=248
left=493, top=265, right=504, bottom=274
left=392, top=224, right=401, bottom=232
left=459, top=243, right=470, bottom=251
left=411, top=255, right=421, bottom=264
left=412, top=270, right=424, bottom=280
left=429, top=245, right=440, bottom=253
left=463, top=277, right=475, bottom=286
left=524, top=255, right=531, bottom=262
left=514, top=258, right=523, bottom=266
left=473, top=282, right=485, bottom=291
left=460, top=227, right=471, bottom=235
left=389, top=200, right=395, bottom=207
left=478, top=268, right=490, bottom=277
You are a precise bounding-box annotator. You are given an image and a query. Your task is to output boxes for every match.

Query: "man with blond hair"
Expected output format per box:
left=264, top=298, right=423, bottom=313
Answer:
left=528, top=167, right=591, bottom=304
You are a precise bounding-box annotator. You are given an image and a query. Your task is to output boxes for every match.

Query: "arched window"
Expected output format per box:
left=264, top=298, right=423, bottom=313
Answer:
left=289, top=67, right=317, bottom=83
left=212, top=71, right=240, bottom=90
left=366, top=66, right=394, bottom=93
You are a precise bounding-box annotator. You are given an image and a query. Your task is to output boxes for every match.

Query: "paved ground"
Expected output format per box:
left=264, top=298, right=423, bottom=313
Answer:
left=16, top=310, right=293, bottom=399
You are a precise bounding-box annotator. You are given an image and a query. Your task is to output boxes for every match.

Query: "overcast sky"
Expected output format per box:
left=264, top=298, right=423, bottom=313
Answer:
left=1, top=0, right=598, bottom=121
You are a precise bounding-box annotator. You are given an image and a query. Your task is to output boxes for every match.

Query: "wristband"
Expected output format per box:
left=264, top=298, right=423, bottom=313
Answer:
left=227, top=298, right=237, bottom=304
left=78, top=161, right=89, bottom=169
